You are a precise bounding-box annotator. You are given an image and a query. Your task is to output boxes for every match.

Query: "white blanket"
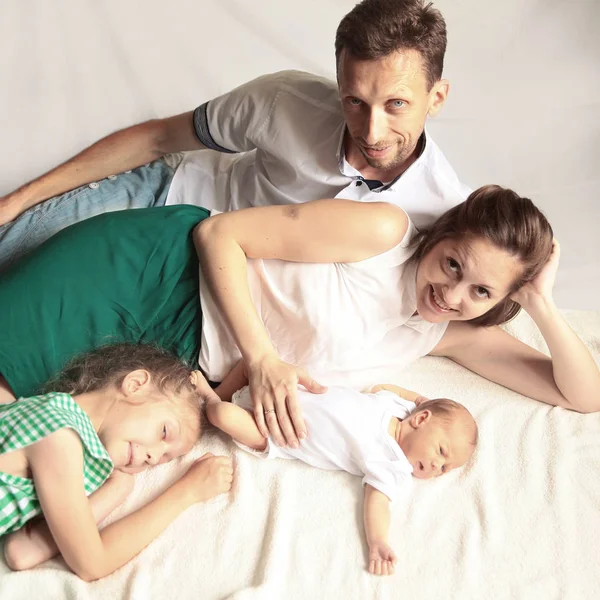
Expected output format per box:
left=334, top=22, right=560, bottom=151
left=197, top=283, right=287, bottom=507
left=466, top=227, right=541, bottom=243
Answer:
left=1, top=310, right=599, bottom=599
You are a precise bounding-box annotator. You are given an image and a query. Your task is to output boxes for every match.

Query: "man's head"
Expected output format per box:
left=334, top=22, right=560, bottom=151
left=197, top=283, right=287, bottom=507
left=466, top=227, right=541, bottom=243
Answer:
left=335, top=0, right=449, bottom=173
left=398, top=398, right=478, bottom=479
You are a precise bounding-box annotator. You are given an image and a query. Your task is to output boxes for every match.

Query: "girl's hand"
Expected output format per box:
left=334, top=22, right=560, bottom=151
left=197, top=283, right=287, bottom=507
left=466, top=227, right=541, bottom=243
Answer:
left=181, top=452, right=234, bottom=503
left=247, top=354, right=327, bottom=448
left=368, top=541, right=397, bottom=576
left=510, top=239, right=560, bottom=308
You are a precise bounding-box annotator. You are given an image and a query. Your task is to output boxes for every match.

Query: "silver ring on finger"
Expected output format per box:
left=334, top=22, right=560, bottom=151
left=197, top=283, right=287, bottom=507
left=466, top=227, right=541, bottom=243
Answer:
left=264, top=408, right=276, bottom=414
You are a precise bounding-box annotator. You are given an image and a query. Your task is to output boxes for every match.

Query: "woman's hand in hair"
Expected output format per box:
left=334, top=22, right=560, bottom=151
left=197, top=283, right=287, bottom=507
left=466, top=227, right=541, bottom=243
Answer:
left=510, top=239, right=560, bottom=310
left=247, top=355, right=327, bottom=448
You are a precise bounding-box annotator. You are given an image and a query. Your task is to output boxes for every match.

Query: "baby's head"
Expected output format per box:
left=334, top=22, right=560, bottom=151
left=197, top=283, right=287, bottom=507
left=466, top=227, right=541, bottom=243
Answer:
left=398, top=398, right=478, bottom=479
left=45, top=343, right=204, bottom=474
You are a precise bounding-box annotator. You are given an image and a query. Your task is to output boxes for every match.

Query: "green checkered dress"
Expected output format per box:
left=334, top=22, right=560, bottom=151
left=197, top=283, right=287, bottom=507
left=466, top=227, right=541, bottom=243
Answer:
left=0, top=392, right=113, bottom=536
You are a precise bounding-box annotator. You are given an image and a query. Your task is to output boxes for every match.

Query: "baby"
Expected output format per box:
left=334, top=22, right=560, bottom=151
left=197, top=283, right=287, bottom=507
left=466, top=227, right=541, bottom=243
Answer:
left=207, top=365, right=478, bottom=577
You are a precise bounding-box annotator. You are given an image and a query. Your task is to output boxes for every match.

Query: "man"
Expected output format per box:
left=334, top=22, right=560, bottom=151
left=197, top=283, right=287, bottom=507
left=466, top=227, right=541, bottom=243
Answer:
left=0, top=0, right=470, bottom=270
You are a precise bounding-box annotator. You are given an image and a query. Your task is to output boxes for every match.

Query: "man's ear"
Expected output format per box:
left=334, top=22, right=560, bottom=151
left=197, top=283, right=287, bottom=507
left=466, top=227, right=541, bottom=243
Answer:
left=120, top=369, right=152, bottom=401
left=411, top=409, right=432, bottom=428
left=427, top=79, right=449, bottom=117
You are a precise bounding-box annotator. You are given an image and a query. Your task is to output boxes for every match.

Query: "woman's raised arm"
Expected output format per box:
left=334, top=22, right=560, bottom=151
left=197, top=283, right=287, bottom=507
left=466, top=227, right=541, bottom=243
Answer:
left=432, top=241, right=600, bottom=413
left=193, top=199, right=409, bottom=446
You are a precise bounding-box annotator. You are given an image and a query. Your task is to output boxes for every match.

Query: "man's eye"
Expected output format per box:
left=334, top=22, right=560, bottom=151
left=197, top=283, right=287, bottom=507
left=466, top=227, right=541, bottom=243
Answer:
left=348, top=98, right=362, bottom=106
left=391, top=100, right=405, bottom=108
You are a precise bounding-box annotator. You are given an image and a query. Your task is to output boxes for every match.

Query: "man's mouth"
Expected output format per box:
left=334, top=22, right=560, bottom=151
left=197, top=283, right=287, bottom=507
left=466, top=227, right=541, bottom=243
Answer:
left=362, top=145, right=392, bottom=158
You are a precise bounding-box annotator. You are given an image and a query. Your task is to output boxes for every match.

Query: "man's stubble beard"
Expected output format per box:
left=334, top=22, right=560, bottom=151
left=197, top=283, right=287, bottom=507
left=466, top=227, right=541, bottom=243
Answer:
left=360, top=139, right=415, bottom=171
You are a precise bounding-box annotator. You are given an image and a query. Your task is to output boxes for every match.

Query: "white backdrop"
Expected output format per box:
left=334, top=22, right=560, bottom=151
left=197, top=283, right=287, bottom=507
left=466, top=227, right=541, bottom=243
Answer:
left=0, top=0, right=598, bottom=309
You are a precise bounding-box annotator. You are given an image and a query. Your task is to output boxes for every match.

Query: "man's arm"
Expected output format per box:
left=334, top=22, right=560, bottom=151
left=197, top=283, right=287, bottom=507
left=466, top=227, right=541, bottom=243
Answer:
left=0, top=111, right=205, bottom=225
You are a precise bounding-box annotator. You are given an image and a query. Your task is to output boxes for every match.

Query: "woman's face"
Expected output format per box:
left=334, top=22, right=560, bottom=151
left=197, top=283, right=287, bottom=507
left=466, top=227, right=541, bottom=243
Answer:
left=415, top=237, right=524, bottom=323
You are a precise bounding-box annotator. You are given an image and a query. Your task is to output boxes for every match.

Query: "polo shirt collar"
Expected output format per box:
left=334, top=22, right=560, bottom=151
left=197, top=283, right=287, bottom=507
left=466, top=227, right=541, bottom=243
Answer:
left=337, top=127, right=431, bottom=190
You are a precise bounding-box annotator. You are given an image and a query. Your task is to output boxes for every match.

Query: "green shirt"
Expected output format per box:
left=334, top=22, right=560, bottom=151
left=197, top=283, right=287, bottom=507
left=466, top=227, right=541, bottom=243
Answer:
left=0, top=205, right=209, bottom=398
left=0, top=392, right=113, bottom=537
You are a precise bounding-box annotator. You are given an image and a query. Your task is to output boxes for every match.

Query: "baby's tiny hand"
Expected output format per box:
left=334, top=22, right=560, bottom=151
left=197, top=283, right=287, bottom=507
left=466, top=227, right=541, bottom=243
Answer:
left=182, top=452, right=234, bottom=503
left=414, top=395, right=429, bottom=407
left=368, top=541, right=397, bottom=576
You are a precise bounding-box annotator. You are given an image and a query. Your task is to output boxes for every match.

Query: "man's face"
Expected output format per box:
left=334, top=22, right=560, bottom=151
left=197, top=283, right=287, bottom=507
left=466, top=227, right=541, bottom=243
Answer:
left=338, top=49, right=448, bottom=174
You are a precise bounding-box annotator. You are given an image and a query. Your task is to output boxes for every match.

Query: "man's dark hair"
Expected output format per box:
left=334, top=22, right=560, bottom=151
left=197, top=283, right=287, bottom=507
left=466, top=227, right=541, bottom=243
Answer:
left=335, top=0, right=447, bottom=90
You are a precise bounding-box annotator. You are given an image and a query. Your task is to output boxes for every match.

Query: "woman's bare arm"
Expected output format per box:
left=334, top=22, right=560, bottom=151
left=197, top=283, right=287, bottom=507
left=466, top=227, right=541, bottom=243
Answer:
left=432, top=241, right=600, bottom=413
left=432, top=320, right=599, bottom=413
left=194, top=199, right=409, bottom=446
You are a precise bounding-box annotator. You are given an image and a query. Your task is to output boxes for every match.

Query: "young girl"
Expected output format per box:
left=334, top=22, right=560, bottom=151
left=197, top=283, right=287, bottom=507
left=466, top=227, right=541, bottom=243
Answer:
left=208, top=362, right=478, bottom=577
left=0, top=343, right=233, bottom=581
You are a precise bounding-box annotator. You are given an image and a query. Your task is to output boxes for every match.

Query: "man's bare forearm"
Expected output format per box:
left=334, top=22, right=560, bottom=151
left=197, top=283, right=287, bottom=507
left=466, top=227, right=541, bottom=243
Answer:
left=2, top=121, right=165, bottom=212
left=0, top=110, right=205, bottom=219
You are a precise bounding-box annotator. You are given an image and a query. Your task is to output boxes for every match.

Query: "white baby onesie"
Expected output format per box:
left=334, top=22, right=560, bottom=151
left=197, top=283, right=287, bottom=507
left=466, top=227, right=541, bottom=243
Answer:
left=232, top=385, right=415, bottom=501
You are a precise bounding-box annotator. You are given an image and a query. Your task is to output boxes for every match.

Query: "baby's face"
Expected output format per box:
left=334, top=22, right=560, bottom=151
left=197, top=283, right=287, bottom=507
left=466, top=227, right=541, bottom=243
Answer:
left=400, top=415, right=474, bottom=479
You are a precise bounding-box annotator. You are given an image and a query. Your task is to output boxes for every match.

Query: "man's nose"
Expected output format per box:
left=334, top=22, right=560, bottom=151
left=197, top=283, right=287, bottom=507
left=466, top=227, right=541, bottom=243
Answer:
left=363, top=108, right=386, bottom=145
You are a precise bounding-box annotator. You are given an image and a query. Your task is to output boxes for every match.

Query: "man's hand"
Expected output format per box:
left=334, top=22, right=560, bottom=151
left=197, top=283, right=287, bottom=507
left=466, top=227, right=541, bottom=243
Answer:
left=0, top=192, right=28, bottom=226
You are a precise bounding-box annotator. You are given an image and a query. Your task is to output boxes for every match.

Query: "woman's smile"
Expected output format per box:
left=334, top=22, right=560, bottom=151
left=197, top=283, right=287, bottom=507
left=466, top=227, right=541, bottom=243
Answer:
left=430, top=285, right=458, bottom=313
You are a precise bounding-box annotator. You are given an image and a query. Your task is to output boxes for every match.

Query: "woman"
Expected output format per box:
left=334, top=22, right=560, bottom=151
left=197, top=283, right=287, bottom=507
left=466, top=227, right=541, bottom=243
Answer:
left=0, top=186, right=598, bottom=446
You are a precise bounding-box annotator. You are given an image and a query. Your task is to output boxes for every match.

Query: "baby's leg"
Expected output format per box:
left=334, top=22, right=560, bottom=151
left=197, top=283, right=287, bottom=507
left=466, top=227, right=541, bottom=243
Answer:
left=207, top=401, right=267, bottom=451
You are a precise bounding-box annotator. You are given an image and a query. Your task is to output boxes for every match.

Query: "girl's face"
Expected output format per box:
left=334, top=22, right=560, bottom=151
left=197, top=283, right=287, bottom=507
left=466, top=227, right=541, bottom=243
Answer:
left=415, top=237, right=524, bottom=323
left=99, top=392, right=197, bottom=474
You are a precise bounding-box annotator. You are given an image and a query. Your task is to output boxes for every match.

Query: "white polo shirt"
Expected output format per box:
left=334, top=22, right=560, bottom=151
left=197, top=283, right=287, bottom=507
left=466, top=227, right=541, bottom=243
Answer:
left=165, top=70, right=471, bottom=229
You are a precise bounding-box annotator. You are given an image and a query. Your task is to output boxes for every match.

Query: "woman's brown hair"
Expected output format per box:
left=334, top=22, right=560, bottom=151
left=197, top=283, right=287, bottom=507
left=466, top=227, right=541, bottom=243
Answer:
left=412, top=185, right=554, bottom=326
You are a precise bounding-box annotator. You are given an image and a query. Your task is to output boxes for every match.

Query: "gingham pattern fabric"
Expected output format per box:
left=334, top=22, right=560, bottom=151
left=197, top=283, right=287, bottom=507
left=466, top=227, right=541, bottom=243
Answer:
left=0, top=392, right=113, bottom=536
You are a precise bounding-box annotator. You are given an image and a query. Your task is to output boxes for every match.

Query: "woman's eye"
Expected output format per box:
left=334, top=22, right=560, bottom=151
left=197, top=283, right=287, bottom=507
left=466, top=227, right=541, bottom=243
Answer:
left=475, top=286, right=490, bottom=299
left=391, top=100, right=405, bottom=108
left=446, top=258, right=459, bottom=272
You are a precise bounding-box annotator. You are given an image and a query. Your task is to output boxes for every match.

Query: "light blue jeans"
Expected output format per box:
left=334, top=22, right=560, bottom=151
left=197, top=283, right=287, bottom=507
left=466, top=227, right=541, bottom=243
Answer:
left=0, top=158, right=176, bottom=272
